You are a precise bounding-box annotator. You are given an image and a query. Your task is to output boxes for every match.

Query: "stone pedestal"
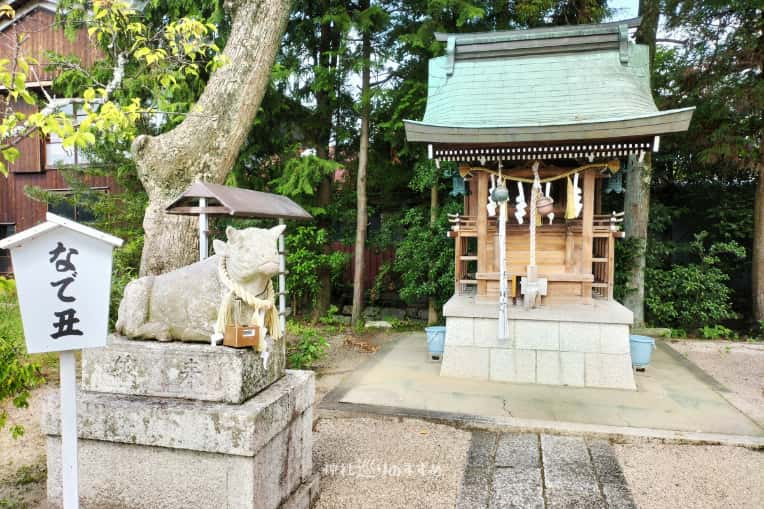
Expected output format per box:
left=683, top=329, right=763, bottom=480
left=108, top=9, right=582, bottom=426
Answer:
left=43, top=335, right=319, bottom=509
left=440, top=295, right=636, bottom=390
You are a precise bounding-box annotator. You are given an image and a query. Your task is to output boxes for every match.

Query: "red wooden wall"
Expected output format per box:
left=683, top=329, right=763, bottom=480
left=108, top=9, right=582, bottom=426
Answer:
left=0, top=6, right=101, bottom=84
left=0, top=3, right=115, bottom=275
left=0, top=3, right=111, bottom=233
left=331, top=242, right=395, bottom=290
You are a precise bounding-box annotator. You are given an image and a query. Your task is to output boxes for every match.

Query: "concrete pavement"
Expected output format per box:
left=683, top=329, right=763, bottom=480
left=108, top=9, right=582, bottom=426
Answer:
left=321, top=333, right=763, bottom=440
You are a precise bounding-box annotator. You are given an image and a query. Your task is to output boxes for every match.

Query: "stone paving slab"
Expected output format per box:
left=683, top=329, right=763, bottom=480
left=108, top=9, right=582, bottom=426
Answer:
left=458, top=432, right=497, bottom=508
left=457, top=431, right=637, bottom=509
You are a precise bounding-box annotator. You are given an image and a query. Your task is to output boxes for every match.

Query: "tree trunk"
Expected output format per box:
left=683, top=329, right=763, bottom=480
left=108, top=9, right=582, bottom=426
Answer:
left=351, top=24, right=371, bottom=328
left=309, top=15, right=341, bottom=322
left=636, top=0, right=659, bottom=67
left=753, top=142, right=764, bottom=321
left=623, top=0, right=659, bottom=325
left=428, top=183, right=439, bottom=324
left=623, top=153, right=651, bottom=326
left=311, top=175, right=332, bottom=322
left=132, top=0, right=291, bottom=276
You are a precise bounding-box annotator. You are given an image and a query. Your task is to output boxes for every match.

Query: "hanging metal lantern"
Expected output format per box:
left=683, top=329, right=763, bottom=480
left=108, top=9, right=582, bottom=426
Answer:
left=491, top=183, right=510, bottom=203
left=450, top=174, right=466, bottom=196
left=604, top=171, right=624, bottom=193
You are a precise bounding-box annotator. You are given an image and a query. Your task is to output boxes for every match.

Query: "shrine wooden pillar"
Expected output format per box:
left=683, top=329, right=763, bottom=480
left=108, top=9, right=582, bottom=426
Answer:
left=476, top=171, right=489, bottom=296
left=581, top=169, right=595, bottom=300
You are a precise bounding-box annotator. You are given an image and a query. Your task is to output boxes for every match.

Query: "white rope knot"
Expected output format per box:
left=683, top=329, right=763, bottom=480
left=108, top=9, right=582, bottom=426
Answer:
left=214, top=254, right=281, bottom=347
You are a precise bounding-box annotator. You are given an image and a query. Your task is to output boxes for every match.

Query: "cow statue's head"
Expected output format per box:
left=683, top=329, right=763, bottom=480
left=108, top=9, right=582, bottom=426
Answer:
left=213, top=225, right=285, bottom=282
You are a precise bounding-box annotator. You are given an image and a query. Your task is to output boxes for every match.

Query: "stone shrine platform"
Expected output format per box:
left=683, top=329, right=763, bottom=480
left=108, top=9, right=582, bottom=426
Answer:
left=323, top=332, right=764, bottom=439
left=441, top=295, right=636, bottom=390
left=43, top=335, right=319, bottom=509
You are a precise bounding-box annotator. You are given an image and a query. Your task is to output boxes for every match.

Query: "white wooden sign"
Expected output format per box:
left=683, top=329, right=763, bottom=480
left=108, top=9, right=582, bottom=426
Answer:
left=0, top=212, right=123, bottom=509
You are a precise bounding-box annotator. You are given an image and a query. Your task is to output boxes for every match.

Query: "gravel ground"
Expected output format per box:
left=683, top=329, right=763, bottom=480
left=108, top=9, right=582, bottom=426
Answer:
left=667, top=340, right=764, bottom=426
left=615, top=443, right=764, bottom=509
left=312, top=416, right=470, bottom=509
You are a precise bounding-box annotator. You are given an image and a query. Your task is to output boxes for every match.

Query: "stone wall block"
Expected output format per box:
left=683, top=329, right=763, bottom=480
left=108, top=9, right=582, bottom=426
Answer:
left=474, top=318, right=513, bottom=348
left=514, top=350, right=536, bottom=383
left=440, top=345, right=489, bottom=380
left=515, top=321, right=559, bottom=350
left=445, top=317, right=475, bottom=346
left=559, top=322, right=599, bottom=353
left=300, top=411, right=313, bottom=482
left=489, top=349, right=516, bottom=382
left=81, top=335, right=285, bottom=404
left=559, top=351, right=585, bottom=387
left=599, top=324, right=630, bottom=354
left=585, top=353, right=635, bottom=390
left=536, top=351, right=560, bottom=385
left=43, top=371, right=315, bottom=458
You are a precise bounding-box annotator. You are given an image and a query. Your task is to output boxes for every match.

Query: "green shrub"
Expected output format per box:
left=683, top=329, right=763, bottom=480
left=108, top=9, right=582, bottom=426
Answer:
left=393, top=203, right=458, bottom=313
left=0, top=283, right=44, bottom=438
left=286, top=322, right=329, bottom=369
left=644, top=233, right=744, bottom=330
left=285, top=226, right=348, bottom=316
left=699, top=324, right=738, bottom=340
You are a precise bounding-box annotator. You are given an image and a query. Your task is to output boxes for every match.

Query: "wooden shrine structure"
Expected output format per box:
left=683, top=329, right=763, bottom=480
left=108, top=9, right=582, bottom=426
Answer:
left=405, top=18, right=694, bottom=389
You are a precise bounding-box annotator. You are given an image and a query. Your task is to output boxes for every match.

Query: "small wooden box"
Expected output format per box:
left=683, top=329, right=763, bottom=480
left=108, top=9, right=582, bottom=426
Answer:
left=223, top=324, right=261, bottom=349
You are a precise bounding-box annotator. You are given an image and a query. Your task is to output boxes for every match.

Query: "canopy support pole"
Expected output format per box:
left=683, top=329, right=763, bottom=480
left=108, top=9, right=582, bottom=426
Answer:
left=278, top=218, right=286, bottom=335
left=199, top=197, right=208, bottom=262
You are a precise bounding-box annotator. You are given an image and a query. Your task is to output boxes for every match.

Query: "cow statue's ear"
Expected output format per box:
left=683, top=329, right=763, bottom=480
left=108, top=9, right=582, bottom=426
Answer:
left=270, top=224, right=286, bottom=239
left=225, top=226, right=238, bottom=242
left=213, top=239, right=227, bottom=256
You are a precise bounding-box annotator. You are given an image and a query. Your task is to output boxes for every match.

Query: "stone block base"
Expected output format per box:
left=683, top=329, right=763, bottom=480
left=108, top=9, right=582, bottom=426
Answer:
left=81, top=334, right=285, bottom=404
left=440, top=296, right=636, bottom=390
left=44, top=371, right=317, bottom=509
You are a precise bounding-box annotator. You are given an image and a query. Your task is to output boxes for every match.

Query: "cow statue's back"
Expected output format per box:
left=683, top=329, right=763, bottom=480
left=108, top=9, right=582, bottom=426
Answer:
left=116, top=224, right=285, bottom=342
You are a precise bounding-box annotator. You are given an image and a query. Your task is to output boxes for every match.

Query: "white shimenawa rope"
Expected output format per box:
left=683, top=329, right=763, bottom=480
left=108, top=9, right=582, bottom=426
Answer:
left=214, top=255, right=281, bottom=343
left=529, top=162, right=541, bottom=268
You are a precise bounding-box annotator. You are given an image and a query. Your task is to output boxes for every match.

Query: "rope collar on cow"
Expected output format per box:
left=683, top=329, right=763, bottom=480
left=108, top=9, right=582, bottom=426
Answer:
left=213, top=254, right=282, bottom=343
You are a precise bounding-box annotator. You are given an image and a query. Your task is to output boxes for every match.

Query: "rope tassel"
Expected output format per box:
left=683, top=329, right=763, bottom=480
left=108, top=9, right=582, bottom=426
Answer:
left=214, top=255, right=282, bottom=350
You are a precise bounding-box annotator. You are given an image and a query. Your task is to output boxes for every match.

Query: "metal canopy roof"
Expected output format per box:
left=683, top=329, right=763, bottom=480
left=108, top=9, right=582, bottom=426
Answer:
left=404, top=18, right=694, bottom=148
left=165, top=182, right=312, bottom=221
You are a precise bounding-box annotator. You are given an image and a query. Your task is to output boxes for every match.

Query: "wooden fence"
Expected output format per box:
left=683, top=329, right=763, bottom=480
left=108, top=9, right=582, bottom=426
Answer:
left=331, top=242, right=395, bottom=289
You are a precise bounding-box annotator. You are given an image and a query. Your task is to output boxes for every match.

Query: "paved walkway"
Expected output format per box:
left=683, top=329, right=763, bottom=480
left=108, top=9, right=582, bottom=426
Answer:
left=325, top=333, right=763, bottom=438
left=458, top=431, right=636, bottom=509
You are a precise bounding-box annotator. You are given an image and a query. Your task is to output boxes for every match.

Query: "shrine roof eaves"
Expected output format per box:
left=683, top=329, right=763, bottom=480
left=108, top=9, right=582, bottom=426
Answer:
left=404, top=18, right=695, bottom=145
left=165, top=182, right=312, bottom=221
left=434, top=17, right=642, bottom=46
left=404, top=107, right=695, bottom=145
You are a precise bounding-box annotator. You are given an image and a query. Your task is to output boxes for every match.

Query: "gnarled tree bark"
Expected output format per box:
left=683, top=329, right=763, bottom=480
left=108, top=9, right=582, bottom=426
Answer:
left=132, top=0, right=291, bottom=276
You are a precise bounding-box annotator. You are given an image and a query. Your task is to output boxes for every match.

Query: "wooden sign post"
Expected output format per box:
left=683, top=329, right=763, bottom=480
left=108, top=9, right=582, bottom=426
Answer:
left=0, top=213, right=123, bottom=509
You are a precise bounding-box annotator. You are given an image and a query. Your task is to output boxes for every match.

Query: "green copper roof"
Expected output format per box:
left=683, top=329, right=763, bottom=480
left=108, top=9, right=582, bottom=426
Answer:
left=405, top=20, right=694, bottom=145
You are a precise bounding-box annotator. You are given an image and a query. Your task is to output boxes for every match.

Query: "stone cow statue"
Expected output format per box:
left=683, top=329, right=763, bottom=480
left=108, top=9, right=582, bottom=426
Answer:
left=116, top=224, right=285, bottom=342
